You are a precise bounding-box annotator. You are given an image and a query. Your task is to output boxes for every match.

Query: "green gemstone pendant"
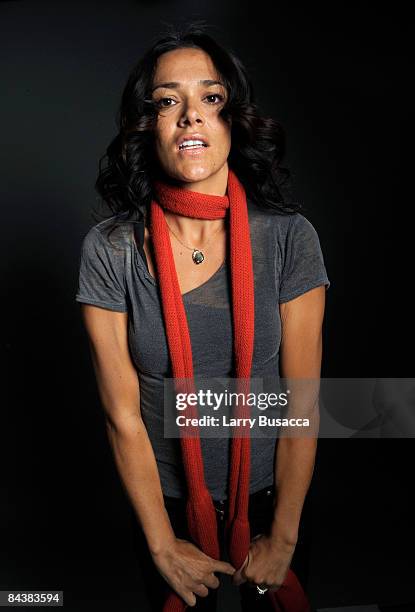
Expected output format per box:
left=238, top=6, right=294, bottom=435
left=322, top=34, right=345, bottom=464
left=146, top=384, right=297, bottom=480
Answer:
left=192, top=249, right=205, bottom=264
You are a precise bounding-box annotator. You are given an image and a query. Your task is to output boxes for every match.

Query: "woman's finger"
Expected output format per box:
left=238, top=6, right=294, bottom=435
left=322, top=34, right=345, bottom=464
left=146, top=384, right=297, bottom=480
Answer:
left=211, top=559, right=236, bottom=575
left=181, top=589, right=197, bottom=607
left=232, top=552, right=250, bottom=586
left=202, top=572, right=220, bottom=589
left=191, top=583, right=209, bottom=598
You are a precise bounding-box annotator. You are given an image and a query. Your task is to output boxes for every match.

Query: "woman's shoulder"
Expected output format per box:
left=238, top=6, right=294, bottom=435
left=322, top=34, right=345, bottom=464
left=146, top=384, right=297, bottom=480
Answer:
left=76, top=213, right=132, bottom=312
left=82, top=211, right=138, bottom=253
left=246, top=198, right=301, bottom=242
left=248, top=199, right=320, bottom=239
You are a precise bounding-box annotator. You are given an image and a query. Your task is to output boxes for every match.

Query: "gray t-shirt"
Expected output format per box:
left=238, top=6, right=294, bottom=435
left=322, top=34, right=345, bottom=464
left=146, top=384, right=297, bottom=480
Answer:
left=75, top=199, right=330, bottom=500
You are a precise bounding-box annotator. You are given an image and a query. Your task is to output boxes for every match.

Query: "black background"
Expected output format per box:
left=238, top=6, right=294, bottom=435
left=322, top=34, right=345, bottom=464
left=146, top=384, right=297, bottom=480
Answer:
left=1, top=1, right=412, bottom=610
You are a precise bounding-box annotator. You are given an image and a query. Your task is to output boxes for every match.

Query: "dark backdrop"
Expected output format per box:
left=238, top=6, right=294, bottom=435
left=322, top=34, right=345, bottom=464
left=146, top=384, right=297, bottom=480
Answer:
left=1, top=1, right=412, bottom=610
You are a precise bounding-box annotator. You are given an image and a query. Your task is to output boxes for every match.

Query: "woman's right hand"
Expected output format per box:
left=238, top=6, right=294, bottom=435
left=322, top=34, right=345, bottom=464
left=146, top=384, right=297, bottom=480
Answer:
left=151, top=537, right=236, bottom=607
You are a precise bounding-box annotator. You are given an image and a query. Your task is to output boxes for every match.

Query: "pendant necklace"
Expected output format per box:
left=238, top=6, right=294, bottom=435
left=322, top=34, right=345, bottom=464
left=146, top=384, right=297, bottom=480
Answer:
left=164, top=218, right=224, bottom=265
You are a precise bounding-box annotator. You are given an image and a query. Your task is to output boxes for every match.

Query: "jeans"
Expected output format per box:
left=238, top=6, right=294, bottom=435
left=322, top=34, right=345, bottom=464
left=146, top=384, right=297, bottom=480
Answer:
left=130, top=484, right=309, bottom=611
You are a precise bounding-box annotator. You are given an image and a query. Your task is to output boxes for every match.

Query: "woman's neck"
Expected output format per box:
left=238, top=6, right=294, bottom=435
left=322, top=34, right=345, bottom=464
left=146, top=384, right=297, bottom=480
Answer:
left=163, top=210, right=225, bottom=245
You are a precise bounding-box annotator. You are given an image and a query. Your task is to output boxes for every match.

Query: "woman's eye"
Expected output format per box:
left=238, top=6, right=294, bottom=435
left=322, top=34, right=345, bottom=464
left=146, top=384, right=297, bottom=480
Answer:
left=205, top=94, right=224, bottom=104
left=156, top=97, right=176, bottom=108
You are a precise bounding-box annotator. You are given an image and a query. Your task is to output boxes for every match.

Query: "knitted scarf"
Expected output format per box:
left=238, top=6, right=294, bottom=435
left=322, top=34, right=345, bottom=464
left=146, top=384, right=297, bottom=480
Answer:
left=150, top=168, right=310, bottom=612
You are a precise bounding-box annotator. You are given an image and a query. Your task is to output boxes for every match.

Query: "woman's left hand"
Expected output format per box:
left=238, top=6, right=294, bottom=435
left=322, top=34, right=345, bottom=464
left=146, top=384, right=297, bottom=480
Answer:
left=232, top=533, right=296, bottom=591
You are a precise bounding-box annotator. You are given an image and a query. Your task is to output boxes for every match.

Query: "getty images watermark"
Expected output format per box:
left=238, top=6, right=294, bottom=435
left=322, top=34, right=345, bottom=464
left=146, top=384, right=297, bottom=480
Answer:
left=163, top=377, right=415, bottom=439
left=164, top=377, right=320, bottom=439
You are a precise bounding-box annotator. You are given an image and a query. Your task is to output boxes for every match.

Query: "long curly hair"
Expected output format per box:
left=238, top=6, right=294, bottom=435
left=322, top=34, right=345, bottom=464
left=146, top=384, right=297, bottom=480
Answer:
left=94, top=21, right=302, bottom=224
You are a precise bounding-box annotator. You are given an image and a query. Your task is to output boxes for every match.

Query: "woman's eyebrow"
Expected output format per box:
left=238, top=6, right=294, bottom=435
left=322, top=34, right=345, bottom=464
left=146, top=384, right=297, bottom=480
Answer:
left=151, top=79, right=224, bottom=93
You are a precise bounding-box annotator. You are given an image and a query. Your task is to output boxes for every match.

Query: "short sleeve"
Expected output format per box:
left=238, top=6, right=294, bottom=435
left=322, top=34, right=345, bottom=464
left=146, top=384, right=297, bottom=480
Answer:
left=278, top=214, right=330, bottom=303
left=75, top=226, right=128, bottom=312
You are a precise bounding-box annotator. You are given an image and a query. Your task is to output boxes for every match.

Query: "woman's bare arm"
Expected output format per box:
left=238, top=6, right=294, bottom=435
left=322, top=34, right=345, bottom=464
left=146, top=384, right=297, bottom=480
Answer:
left=232, top=285, right=326, bottom=588
left=80, top=304, right=235, bottom=606
left=80, top=304, right=175, bottom=555
left=271, top=285, right=326, bottom=545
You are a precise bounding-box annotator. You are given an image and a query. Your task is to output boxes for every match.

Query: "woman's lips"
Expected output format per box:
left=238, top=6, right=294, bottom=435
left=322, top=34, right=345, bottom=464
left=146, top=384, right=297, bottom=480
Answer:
left=177, top=145, right=209, bottom=156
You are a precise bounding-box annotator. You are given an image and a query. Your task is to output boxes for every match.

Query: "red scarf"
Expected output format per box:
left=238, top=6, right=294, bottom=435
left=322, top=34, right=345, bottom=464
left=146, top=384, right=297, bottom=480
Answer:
left=150, top=168, right=310, bottom=612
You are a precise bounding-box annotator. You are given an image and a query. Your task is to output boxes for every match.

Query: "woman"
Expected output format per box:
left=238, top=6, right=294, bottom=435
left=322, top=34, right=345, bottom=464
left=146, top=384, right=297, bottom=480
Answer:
left=75, top=23, right=330, bottom=612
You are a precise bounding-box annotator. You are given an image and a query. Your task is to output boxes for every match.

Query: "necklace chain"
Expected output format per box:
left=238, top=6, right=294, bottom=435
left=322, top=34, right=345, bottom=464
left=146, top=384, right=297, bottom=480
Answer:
left=164, top=218, right=224, bottom=254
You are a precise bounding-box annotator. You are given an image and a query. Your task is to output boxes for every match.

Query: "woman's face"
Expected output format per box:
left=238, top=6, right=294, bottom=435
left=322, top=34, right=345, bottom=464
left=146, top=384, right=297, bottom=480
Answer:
left=150, top=47, right=231, bottom=187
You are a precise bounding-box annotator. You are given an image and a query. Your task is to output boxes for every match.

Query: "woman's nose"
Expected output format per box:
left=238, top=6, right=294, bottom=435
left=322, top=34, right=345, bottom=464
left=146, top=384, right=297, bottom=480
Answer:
left=178, top=101, right=205, bottom=125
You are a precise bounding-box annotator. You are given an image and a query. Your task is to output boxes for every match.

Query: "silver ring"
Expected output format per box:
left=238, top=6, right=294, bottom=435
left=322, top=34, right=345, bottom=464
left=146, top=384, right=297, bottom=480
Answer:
left=256, top=584, right=269, bottom=595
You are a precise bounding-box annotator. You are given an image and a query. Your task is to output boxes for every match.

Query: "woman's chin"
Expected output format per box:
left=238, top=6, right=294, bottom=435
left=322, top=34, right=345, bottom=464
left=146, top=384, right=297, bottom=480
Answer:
left=170, top=166, right=214, bottom=184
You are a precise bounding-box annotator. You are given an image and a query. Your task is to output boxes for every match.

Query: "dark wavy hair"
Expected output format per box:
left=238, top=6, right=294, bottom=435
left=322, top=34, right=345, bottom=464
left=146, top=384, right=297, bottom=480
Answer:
left=94, top=21, right=302, bottom=224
